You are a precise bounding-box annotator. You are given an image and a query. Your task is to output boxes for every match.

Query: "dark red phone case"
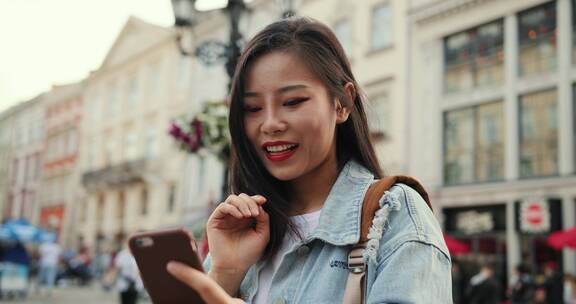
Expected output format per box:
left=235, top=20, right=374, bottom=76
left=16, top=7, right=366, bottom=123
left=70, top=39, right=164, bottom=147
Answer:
left=128, top=228, right=206, bottom=304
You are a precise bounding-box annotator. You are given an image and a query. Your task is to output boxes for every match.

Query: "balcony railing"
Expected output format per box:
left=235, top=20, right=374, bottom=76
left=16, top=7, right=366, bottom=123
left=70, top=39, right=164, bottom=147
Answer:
left=82, top=158, right=151, bottom=191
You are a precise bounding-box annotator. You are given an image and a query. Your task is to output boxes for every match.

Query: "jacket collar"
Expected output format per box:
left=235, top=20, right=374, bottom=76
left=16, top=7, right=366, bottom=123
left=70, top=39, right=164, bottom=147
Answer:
left=305, top=159, right=375, bottom=246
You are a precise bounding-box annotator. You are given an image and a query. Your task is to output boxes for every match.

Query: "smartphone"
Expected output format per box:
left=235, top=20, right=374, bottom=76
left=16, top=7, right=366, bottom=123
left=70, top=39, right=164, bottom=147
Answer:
left=128, top=228, right=206, bottom=304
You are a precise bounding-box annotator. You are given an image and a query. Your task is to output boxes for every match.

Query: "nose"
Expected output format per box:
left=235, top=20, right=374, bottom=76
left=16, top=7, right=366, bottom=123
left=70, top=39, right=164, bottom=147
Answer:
left=261, top=108, right=287, bottom=135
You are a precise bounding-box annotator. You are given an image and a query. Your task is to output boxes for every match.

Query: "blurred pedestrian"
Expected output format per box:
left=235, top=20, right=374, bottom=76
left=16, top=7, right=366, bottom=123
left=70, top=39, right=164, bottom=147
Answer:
left=543, top=262, right=564, bottom=304
left=509, top=264, right=534, bottom=304
left=452, top=261, right=465, bottom=304
left=92, top=248, right=112, bottom=281
left=564, top=273, right=576, bottom=304
left=36, top=238, right=61, bottom=296
left=465, top=263, right=500, bottom=304
left=104, top=244, right=142, bottom=304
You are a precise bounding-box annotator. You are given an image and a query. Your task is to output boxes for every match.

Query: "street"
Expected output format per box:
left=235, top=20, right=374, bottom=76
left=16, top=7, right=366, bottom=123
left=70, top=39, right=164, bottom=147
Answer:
left=6, top=285, right=149, bottom=304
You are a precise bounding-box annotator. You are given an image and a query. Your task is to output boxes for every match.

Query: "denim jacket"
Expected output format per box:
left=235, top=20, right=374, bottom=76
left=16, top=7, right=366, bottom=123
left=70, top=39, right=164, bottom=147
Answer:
left=204, top=159, right=452, bottom=304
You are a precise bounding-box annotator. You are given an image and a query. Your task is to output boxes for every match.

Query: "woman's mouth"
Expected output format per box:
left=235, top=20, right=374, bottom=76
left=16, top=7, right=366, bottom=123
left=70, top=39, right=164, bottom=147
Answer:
left=264, top=144, right=299, bottom=162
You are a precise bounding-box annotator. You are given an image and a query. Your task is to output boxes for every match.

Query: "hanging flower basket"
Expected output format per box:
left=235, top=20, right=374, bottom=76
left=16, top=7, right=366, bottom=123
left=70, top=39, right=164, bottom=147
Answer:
left=169, top=101, right=230, bottom=162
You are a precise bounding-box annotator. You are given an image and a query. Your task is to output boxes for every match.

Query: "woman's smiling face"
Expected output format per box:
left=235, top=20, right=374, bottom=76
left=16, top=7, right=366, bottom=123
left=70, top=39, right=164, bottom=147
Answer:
left=243, top=50, right=349, bottom=181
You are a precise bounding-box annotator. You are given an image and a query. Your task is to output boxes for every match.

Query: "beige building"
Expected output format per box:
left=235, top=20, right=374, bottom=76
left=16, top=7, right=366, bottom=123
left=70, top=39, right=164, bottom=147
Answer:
left=298, top=0, right=409, bottom=174
left=408, top=0, right=576, bottom=283
left=39, top=82, right=84, bottom=247
left=4, top=94, right=45, bottom=222
left=77, top=17, right=201, bottom=252
left=0, top=107, right=17, bottom=219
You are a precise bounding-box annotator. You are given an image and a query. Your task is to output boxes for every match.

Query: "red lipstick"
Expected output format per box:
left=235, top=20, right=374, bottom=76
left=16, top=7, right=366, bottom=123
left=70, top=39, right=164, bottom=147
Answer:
left=262, top=141, right=299, bottom=162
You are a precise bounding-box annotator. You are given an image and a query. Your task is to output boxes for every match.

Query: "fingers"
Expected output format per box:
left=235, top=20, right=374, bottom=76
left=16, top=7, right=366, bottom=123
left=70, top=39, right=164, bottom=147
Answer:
left=253, top=206, right=270, bottom=234
left=219, top=194, right=267, bottom=218
left=167, top=261, right=233, bottom=304
left=238, top=193, right=260, bottom=216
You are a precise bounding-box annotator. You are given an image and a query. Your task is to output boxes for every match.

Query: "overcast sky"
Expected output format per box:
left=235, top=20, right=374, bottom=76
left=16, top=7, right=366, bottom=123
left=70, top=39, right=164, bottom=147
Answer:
left=0, top=0, right=176, bottom=113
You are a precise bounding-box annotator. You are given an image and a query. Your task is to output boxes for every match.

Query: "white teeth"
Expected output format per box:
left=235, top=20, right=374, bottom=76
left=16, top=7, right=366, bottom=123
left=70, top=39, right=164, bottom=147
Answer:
left=266, top=144, right=297, bottom=153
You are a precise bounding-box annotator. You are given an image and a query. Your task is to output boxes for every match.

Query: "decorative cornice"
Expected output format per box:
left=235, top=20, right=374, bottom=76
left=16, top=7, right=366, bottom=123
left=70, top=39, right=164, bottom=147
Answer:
left=409, top=0, right=497, bottom=25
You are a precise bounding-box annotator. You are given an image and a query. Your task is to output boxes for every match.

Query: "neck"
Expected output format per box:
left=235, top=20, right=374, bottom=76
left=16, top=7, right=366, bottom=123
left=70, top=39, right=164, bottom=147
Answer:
left=287, top=150, right=340, bottom=215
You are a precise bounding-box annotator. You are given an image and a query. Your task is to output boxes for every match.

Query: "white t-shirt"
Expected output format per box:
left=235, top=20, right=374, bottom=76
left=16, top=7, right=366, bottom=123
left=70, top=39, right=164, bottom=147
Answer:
left=253, top=209, right=322, bottom=304
left=114, top=249, right=143, bottom=292
left=39, top=242, right=61, bottom=267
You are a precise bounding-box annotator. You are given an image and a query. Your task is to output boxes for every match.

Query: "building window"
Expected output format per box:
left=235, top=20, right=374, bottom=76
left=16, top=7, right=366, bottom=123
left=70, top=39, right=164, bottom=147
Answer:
left=573, top=84, right=576, bottom=171
left=67, top=129, right=77, bottom=155
left=196, top=157, right=206, bottom=194
left=97, top=194, right=104, bottom=224
left=141, top=187, right=148, bottom=215
left=104, top=139, right=115, bottom=166
left=366, top=80, right=392, bottom=139
left=108, top=84, right=120, bottom=115
left=149, top=61, right=161, bottom=95
left=144, top=129, right=157, bottom=159
left=519, top=89, right=558, bottom=178
left=167, top=184, right=176, bottom=213
left=35, top=153, right=41, bottom=180
left=124, top=133, right=139, bottom=161
left=178, top=57, right=191, bottom=85
left=370, top=3, right=393, bottom=51
left=128, top=75, right=139, bottom=105
left=334, top=19, right=352, bottom=57
left=117, top=191, right=125, bottom=219
left=444, top=20, right=504, bottom=93
left=444, top=101, right=505, bottom=185
left=518, top=2, right=557, bottom=77
left=91, top=94, right=100, bottom=122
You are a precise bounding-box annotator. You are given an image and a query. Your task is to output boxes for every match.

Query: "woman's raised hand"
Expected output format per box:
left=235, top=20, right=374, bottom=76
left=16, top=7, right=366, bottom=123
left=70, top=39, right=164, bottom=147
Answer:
left=207, top=193, right=270, bottom=272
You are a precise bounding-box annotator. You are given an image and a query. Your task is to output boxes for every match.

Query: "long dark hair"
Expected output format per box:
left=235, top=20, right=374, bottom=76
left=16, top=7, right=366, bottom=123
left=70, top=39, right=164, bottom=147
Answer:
left=227, top=17, right=383, bottom=258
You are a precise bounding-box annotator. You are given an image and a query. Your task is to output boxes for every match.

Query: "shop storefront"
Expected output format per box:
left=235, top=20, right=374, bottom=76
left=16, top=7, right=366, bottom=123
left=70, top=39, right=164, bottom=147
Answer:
left=443, top=204, right=508, bottom=298
left=515, top=198, right=563, bottom=274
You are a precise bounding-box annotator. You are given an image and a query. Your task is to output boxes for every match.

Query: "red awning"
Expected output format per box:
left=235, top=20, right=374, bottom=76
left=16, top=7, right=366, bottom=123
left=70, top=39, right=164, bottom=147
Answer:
left=443, top=234, right=470, bottom=256
left=548, top=226, right=576, bottom=250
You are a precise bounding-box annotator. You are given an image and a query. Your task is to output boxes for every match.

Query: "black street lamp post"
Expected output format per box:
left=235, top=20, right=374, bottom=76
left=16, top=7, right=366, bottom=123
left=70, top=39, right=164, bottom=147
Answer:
left=171, top=0, right=246, bottom=89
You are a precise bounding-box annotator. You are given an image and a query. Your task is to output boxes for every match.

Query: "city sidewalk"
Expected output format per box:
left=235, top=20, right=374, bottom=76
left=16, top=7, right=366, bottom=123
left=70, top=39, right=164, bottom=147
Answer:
left=15, top=284, right=147, bottom=304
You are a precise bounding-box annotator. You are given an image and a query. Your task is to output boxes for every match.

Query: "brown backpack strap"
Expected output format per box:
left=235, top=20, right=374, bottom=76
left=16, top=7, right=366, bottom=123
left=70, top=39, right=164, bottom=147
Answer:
left=344, top=175, right=432, bottom=304
left=359, top=175, right=431, bottom=243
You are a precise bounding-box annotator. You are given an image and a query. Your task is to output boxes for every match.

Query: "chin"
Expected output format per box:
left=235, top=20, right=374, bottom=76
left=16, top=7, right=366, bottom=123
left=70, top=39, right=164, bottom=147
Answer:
left=265, top=164, right=301, bottom=181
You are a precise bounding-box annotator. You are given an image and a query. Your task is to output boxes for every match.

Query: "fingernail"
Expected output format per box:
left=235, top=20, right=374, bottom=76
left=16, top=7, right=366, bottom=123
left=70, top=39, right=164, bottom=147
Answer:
left=166, top=261, right=179, bottom=273
left=253, top=195, right=265, bottom=201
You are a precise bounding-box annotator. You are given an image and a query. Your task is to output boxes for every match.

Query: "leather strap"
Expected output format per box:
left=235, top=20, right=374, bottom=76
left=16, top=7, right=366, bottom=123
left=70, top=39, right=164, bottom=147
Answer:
left=360, top=176, right=432, bottom=243
left=343, top=244, right=367, bottom=304
left=342, top=176, right=432, bottom=304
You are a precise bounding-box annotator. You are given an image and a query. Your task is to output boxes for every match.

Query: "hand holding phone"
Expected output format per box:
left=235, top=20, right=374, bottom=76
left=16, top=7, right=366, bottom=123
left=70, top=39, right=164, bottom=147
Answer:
left=129, top=228, right=205, bottom=304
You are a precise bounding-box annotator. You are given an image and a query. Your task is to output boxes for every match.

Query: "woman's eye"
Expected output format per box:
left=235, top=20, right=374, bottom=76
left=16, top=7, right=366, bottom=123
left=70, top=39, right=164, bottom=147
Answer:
left=284, top=97, right=309, bottom=106
left=244, top=107, right=261, bottom=113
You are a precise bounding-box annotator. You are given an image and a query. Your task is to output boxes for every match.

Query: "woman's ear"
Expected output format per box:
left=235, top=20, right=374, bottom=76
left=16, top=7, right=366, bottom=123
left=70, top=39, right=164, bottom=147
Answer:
left=336, top=83, right=355, bottom=124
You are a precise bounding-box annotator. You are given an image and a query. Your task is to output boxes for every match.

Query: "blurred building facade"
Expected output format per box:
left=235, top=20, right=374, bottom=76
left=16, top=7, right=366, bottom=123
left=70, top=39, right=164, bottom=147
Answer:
left=4, top=94, right=45, bottom=223
left=0, top=108, right=17, bottom=218
left=39, top=82, right=84, bottom=246
left=298, top=0, right=408, bottom=175
left=408, top=0, right=575, bottom=285
left=77, top=17, right=196, bottom=252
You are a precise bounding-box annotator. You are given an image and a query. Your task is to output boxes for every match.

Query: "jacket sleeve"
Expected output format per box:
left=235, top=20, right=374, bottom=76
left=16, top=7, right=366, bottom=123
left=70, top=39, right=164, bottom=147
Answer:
left=365, top=183, right=452, bottom=304
left=366, top=240, right=452, bottom=304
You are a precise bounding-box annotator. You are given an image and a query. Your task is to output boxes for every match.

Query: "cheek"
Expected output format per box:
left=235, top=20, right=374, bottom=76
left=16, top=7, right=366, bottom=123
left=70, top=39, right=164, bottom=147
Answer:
left=243, top=119, right=258, bottom=142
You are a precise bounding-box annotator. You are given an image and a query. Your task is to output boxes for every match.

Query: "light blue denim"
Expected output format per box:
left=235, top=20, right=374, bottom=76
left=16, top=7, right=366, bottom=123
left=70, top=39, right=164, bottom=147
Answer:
left=205, top=159, right=452, bottom=303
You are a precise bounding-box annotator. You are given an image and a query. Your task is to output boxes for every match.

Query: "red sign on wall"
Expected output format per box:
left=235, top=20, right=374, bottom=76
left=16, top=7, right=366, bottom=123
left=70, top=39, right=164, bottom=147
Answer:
left=39, top=205, right=65, bottom=238
left=520, top=200, right=550, bottom=233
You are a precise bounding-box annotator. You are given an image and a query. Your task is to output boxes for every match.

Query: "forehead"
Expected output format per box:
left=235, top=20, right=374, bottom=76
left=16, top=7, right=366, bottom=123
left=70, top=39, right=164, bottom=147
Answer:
left=245, top=50, right=322, bottom=90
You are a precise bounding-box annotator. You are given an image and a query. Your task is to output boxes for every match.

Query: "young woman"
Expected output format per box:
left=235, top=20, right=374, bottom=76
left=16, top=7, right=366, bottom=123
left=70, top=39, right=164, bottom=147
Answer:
left=167, top=17, right=451, bottom=303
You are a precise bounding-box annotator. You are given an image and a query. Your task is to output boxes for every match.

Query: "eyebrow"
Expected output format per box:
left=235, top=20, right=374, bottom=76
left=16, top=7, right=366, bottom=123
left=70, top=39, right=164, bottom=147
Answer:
left=244, top=84, right=309, bottom=98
